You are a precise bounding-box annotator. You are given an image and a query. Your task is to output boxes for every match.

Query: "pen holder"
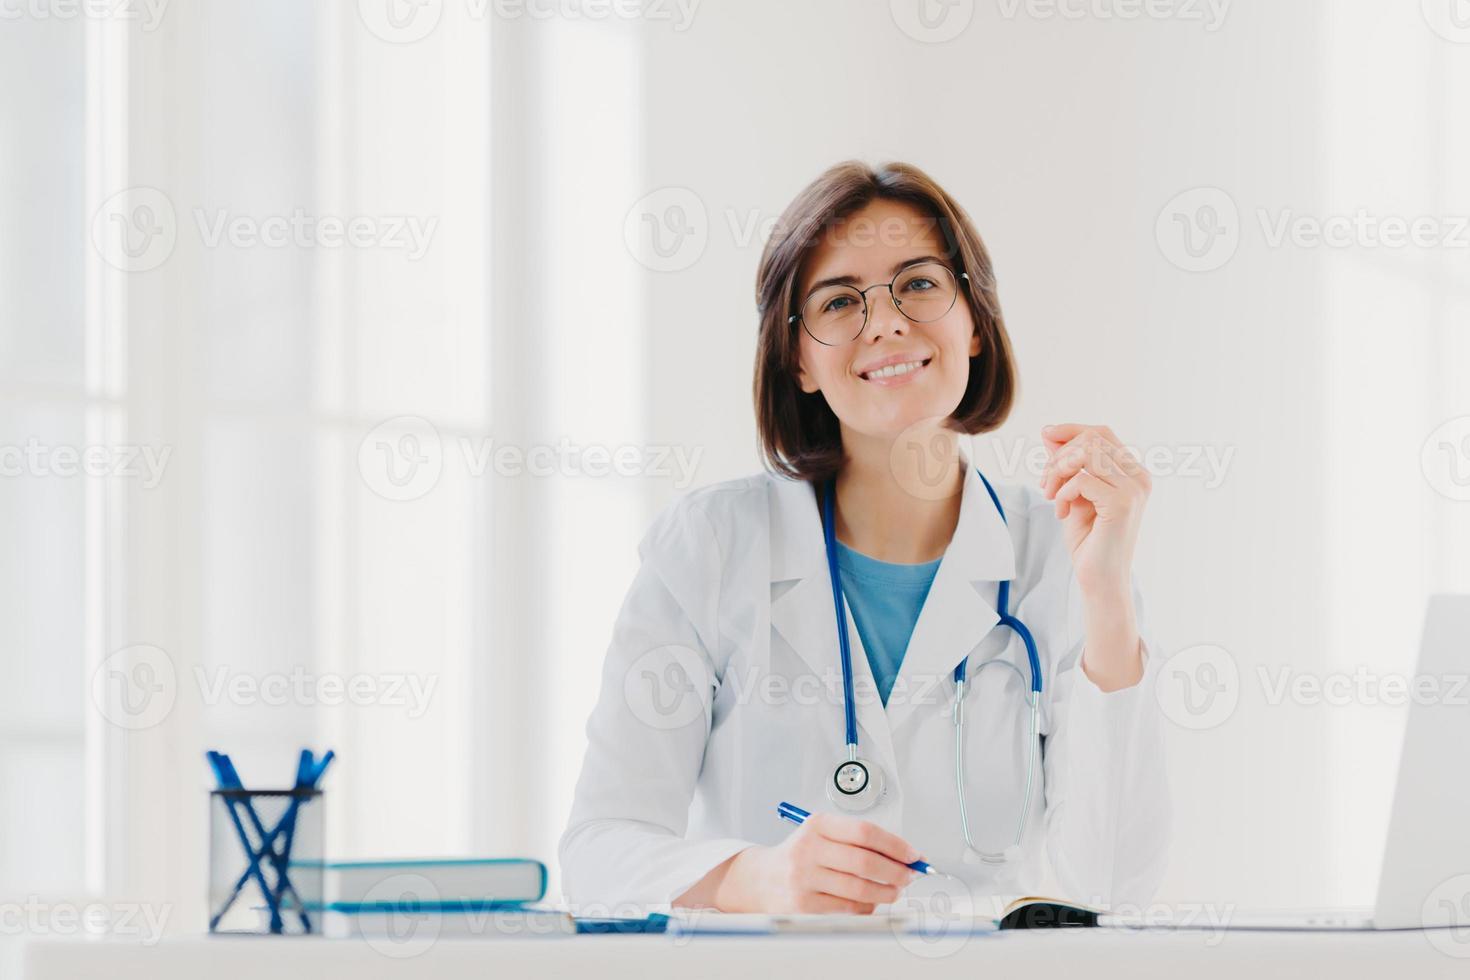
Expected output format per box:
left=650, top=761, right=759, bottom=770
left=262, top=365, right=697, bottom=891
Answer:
left=208, top=788, right=325, bottom=935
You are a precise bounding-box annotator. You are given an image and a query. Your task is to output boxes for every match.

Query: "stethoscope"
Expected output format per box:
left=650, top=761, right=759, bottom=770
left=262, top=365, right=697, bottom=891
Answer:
left=820, top=469, right=1043, bottom=867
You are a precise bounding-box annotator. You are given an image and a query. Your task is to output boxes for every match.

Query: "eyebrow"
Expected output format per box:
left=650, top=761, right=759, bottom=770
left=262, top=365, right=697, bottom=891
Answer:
left=805, top=255, right=949, bottom=294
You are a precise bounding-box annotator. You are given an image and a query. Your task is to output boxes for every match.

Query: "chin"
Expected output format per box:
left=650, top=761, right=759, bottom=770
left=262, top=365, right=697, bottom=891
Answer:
left=860, top=403, right=962, bottom=442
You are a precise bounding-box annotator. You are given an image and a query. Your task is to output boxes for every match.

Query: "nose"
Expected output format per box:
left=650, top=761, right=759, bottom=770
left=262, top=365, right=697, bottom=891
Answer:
left=864, top=286, right=909, bottom=341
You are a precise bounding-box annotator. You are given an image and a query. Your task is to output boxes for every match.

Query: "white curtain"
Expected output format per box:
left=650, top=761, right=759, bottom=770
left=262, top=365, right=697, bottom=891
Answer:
left=1, top=0, right=649, bottom=931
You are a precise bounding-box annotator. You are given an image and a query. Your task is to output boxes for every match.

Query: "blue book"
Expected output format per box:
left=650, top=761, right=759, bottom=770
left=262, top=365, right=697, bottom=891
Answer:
left=315, top=858, right=547, bottom=907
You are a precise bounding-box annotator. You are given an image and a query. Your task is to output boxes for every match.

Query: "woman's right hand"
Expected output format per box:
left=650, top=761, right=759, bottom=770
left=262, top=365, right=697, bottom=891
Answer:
left=686, top=813, right=924, bottom=914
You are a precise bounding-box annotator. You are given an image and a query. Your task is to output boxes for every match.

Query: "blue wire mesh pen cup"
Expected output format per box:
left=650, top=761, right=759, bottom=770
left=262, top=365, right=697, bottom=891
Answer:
left=208, top=788, right=325, bottom=935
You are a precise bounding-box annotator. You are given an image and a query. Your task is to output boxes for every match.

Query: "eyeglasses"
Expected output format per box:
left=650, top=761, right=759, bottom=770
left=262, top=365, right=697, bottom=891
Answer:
left=790, top=262, right=969, bottom=347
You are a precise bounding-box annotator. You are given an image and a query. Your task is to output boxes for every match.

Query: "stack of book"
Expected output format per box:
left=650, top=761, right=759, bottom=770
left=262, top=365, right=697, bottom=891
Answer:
left=312, top=858, right=573, bottom=938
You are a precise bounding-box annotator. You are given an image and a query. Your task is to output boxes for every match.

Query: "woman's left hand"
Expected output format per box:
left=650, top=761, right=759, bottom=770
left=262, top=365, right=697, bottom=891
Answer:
left=1038, top=422, right=1151, bottom=690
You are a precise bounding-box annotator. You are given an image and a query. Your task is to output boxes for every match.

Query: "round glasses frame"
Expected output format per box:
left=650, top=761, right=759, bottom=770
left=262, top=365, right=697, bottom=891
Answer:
left=789, top=266, right=972, bottom=347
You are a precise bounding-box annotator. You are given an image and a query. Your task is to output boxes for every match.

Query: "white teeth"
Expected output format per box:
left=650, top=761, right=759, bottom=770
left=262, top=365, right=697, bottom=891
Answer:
left=865, top=359, right=925, bottom=380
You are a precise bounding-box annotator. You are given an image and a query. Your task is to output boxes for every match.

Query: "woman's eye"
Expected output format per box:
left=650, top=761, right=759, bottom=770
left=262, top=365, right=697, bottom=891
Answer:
left=902, top=277, right=936, bottom=293
left=824, top=295, right=855, bottom=313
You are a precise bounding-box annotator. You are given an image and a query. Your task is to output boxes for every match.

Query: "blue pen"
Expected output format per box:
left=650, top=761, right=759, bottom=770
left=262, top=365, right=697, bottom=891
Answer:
left=776, top=802, right=940, bottom=876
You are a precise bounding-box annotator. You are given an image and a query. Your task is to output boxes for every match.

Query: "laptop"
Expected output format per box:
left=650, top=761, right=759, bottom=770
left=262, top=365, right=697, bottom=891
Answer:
left=1115, top=595, right=1470, bottom=931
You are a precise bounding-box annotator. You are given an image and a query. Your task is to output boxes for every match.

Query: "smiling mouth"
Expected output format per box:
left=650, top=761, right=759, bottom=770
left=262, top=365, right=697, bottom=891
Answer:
left=859, top=357, right=932, bottom=382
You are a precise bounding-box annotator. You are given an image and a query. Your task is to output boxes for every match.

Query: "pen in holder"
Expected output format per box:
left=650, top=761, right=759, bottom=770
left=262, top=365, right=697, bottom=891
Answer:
left=207, top=749, right=332, bottom=935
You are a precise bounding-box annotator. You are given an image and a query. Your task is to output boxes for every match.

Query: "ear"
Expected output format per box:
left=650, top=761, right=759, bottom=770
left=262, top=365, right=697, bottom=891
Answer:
left=796, top=352, right=821, bottom=393
left=969, top=325, right=982, bottom=358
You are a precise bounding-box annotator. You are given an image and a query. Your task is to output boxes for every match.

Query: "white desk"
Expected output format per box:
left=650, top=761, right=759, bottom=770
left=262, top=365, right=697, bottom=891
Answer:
left=21, top=928, right=1470, bottom=980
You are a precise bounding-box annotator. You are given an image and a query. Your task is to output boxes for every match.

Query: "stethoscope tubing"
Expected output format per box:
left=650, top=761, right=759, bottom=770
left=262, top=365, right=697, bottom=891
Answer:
left=820, top=476, right=862, bottom=755
left=821, top=468, right=1044, bottom=856
left=821, top=469, right=1042, bottom=724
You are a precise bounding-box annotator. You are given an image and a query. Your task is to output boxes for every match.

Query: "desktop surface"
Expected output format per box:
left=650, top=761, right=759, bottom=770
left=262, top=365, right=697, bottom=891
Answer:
left=23, top=927, right=1470, bottom=980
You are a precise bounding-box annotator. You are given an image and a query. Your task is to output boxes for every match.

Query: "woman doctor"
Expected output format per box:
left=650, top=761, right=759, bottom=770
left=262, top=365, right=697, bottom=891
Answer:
left=560, top=161, right=1170, bottom=914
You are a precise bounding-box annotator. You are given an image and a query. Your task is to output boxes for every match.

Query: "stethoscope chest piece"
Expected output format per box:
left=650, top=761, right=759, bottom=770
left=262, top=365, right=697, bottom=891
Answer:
left=827, top=756, right=886, bottom=811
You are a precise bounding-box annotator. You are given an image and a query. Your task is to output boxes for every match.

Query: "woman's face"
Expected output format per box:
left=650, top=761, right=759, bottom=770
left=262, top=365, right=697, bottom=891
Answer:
left=795, top=199, right=981, bottom=446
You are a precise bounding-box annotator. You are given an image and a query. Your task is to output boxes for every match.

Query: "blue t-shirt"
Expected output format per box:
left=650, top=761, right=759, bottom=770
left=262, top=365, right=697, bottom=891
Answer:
left=835, top=541, right=942, bottom=707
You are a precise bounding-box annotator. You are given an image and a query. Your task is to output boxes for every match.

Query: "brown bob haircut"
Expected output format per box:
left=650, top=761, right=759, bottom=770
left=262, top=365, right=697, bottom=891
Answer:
left=753, top=160, right=1017, bottom=484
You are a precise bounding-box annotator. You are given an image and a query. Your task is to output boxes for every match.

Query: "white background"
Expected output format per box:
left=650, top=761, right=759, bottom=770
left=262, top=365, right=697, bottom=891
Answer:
left=1, top=0, right=1468, bottom=953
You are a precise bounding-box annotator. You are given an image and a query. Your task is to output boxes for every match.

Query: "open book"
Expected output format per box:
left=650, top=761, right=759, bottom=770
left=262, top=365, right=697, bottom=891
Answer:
left=666, top=896, right=1103, bottom=935
left=994, top=896, right=1103, bottom=929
